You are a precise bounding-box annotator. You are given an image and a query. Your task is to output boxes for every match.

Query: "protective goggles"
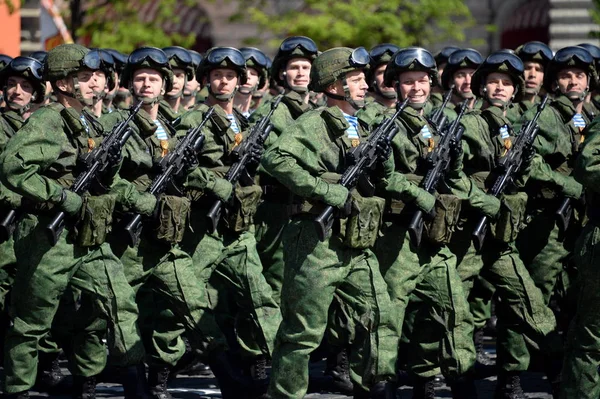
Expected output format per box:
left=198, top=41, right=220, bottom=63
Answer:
left=163, top=46, right=193, bottom=65
left=206, top=47, right=245, bottom=67
left=577, top=43, right=600, bottom=60
left=393, top=48, right=436, bottom=69
left=448, top=49, right=483, bottom=66
left=519, top=41, right=553, bottom=62
left=279, top=36, right=318, bottom=55
left=350, top=47, right=370, bottom=68
left=9, top=57, right=44, bottom=80
left=485, top=51, right=524, bottom=73
left=554, top=46, right=593, bottom=65
left=240, top=47, right=269, bottom=68
left=189, top=50, right=202, bottom=68
left=128, top=47, right=169, bottom=67
left=83, top=50, right=115, bottom=71
left=370, top=44, right=400, bottom=61
left=436, top=46, right=460, bottom=63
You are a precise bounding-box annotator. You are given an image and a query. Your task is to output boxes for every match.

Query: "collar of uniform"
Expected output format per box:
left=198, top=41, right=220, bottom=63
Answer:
left=158, top=99, right=180, bottom=122
left=551, top=94, right=577, bottom=123
left=480, top=105, right=511, bottom=134
left=400, top=105, right=429, bottom=137
left=1, top=109, right=25, bottom=131
left=282, top=90, right=313, bottom=117
left=322, top=106, right=350, bottom=139
left=132, top=107, right=158, bottom=138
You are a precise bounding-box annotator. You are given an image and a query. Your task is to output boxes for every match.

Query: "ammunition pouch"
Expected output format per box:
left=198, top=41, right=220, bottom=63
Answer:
left=339, top=191, right=385, bottom=249
left=491, top=192, right=527, bottom=243
left=155, top=195, right=191, bottom=244
left=73, top=193, right=116, bottom=247
left=223, top=184, right=263, bottom=233
left=425, top=193, right=461, bottom=245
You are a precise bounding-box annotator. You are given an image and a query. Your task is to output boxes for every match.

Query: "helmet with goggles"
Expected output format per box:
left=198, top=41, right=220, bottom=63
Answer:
left=121, top=47, right=174, bottom=93
left=384, top=47, right=439, bottom=88
left=196, top=47, right=247, bottom=85
left=163, top=46, right=195, bottom=81
left=271, top=36, right=318, bottom=88
left=441, top=48, right=483, bottom=90
left=471, top=50, right=525, bottom=103
left=240, top=47, right=269, bottom=91
left=0, top=56, right=46, bottom=104
left=543, top=46, right=598, bottom=93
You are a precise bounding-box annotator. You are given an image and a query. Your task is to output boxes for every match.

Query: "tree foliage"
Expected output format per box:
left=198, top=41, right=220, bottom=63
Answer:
left=70, top=0, right=196, bottom=52
left=235, top=0, right=475, bottom=50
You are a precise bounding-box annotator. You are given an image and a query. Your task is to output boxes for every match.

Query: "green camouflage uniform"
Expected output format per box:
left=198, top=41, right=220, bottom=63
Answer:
left=99, top=107, right=227, bottom=367
left=175, top=103, right=282, bottom=361
left=263, top=105, right=397, bottom=398
left=0, top=103, right=144, bottom=393
left=250, top=91, right=315, bottom=304
left=560, top=116, right=600, bottom=398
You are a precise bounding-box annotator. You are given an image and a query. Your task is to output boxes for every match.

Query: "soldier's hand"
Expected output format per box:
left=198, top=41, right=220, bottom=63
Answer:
left=107, top=143, right=122, bottom=164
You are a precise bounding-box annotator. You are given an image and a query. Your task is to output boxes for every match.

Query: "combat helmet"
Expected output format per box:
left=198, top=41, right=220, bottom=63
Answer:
left=121, top=47, right=174, bottom=101
left=239, top=47, right=270, bottom=93
left=271, top=36, right=318, bottom=93
left=543, top=46, right=598, bottom=98
left=197, top=47, right=247, bottom=101
left=441, top=48, right=483, bottom=92
left=0, top=56, right=46, bottom=114
left=471, top=50, right=525, bottom=106
left=367, top=43, right=400, bottom=99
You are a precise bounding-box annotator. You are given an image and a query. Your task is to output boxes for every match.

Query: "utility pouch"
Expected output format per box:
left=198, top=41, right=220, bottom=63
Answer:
left=341, top=191, right=385, bottom=249
left=425, top=193, right=462, bottom=245
left=73, top=193, right=116, bottom=247
left=155, top=195, right=191, bottom=244
left=492, top=192, right=528, bottom=243
left=224, top=184, right=263, bottom=233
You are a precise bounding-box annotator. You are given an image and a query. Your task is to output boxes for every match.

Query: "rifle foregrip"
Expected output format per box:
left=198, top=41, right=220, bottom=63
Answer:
left=408, top=211, right=424, bottom=247
left=46, top=211, right=66, bottom=246
left=206, top=200, right=223, bottom=234
left=314, top=206, right=334, bottom=242
left=472, top=216, right=488, bottom=253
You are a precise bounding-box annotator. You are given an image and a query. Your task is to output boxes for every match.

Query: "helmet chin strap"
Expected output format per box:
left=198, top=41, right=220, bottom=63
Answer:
left=374, top=81, right=397, bottom=99
left=325, top=76, right=364, bottom=110
left=207, top=82, right=238, bottom=102
left=237, top=83, right=257, bottom=96
left=7, top=100, right=31, bottom=116
left=164, top=88, right=184, bottom=100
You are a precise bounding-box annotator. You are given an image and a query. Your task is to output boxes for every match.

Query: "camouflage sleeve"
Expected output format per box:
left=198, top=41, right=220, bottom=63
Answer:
left=0, top=107, right=68, bottom=204
left=575, top=118, right=600, bottom=192
left=0, top=183, right=22, bottom=209
left=262, top=114, right=348, bottom=208
left=514, top=106, right=570, bottom=160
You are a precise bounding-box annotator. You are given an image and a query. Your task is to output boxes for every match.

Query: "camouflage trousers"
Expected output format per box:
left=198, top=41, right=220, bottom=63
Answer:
left=374, top=219, right=476, bottom=380
left=268, top=215, right=396, bottom=398
left=3, top=214, right=144, bottom=394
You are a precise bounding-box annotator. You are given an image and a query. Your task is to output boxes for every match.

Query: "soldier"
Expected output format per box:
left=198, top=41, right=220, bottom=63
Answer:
left=26, top=51, right=53, bottom=108
left=430, top=46, right=460, bottom=106
left=447, top=50, right=563, bottom=398
left=251, top=36, right=318, bottom=305
left=181, top=49, right=202, bottom=111
left=234, top=47, right=269, bottom=118
left=262, top=46, right=397, bottom=399
left=440, top=48, right=483, bottom=112
left=161, top=46, right=194, bottom=117
left=174, top=46, right=282, bottom=395
left=104, top=49, right=132, bottom=111
left=560, top=99, right=600, bottom=399
left=103, top=49, right=128, bottom=113
left=373, top=47, right=476, bottom=398
left=0, top=43, right=146, bottom=399
left=0, top=54, right=14, bottom=107
left=577, top=43, right=600, bottom=118
left=100, top=46, right=250, bottom=399
left=85, top=49, right=117, bottom=118
left=361, top=43, right=399, bottom=119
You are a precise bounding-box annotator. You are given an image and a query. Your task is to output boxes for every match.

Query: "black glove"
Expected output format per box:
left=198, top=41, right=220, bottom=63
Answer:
left=376, top=139, right=392, bottom=162
left=248, top=145, right=265, bottom=165
left=336, top=192, right=353, bottom=218
left=523, top=143, right=536, bottom=168
left=107, top=143, right=122, bottom=164
left=182, top=146, right=199, bottom=173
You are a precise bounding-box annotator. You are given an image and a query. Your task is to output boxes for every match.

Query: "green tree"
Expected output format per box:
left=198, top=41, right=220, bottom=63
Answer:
left=235, top=0, right=475, bottom=50
left=73, top=0, right=196, bottom=52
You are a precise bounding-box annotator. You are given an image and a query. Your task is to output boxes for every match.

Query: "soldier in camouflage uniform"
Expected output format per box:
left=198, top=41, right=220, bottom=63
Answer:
left=447, top=50, right=563, bottom=398
left=430, top=46, right=459, bottom=107
left=174, top=47, right=282, bottom=395
left=85, top=50, right=117, bottom=118
left=560, top=100, right=600, bottom=399
left=262, top=46, right=397, bottom=399
left=369, top=47, right=476, bottom=398
left=181, top=50, right=202, bottom=111
left=499, top=46, right=594, bottom=397
left=360, top=44, right=399, bottom=121
left=439, top=48, right=484, bottom=115
left=577, top=43, right=600, bottom=118
left=160, top=47, right=194, bottom=119
left=0, top=44, right=145, bottom=399
left=103, top=49, right=128, bottom=114
left=251, top=36, right=318, bottom=305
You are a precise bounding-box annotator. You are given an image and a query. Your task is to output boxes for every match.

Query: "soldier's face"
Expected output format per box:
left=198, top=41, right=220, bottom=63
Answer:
left=5, top=76, right=34, bottom=107
left=398, top=71, right=430, bottom=104
left=374, top=64, right=395, bottom=94
left=208, top=68, right=238, bottom=96
left=556, top=67, right=588, bottom=98
left=283, top=58, right=311, bottom=89
left=437, top=62, right=447, bottom=80
left=523, top=61, right=544, bottom=93
left=344, top=70, right=369, bottom=101
left=132, top=69, right=164, bottom=99
left=92, top=70, right=107, bottom=98
left=452, top=68, right=476, bottom=98
left=241, top=67, right=260, bottom=91
left=184, top=74, right=200, bottom=96
left=75, top=70, right=99, bottom=101
left=168, top=68, right=186, bottom=96
left=484, top=72, right=515, bottom=103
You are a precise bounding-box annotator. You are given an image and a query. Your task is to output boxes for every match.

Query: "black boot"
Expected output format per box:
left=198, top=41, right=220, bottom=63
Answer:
left=412, top=376, right=436, bottom=399
left=122, top=364, right=151, bottom=399
left=474, top=328, right=495, bottom=367
left=207, top=350, right=253, bottom=399
left=450, top=376, right=478, bottom=399
left=147, top=366, right=172, bottom=399
left=36, top=352, right=68, bottom=393
left=2, top=392, right=29, bottom=399
left=494, top=371, right=527, bottom=399
left=324, top=347, right=353, bottom=395
left=370, top=381, right=397, bottom=399
left=72, top=375, right=96, bottom=399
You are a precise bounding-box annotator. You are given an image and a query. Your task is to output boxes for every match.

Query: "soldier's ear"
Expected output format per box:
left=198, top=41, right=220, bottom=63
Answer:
left=55, top=78, right=70, bottom=92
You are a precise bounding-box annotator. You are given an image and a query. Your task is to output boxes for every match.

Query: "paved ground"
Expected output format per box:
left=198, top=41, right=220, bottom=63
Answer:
left=17, top=337, right=554, bottom=398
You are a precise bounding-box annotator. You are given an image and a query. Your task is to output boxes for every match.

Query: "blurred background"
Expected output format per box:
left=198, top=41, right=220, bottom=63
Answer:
left=0, top=0, right=599, bottom=57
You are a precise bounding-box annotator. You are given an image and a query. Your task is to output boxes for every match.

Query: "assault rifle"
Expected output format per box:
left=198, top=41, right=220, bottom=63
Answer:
left=408, top=99, right=469, bottom=247
left=123, top=107, right=215, bottom=247
left=46, top=101, right=143, bottom=245
left=205, top=95, right=283, bottom=233
left=314, top=98, right=409, bottom=241
left=427, top=88, right=453, bottom=131
left=472, top=95, right=549, bottom=252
